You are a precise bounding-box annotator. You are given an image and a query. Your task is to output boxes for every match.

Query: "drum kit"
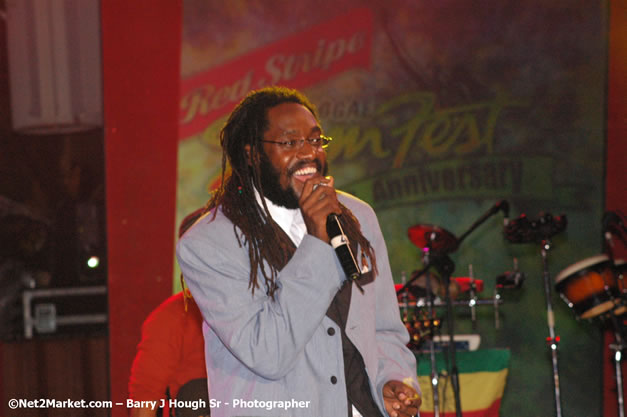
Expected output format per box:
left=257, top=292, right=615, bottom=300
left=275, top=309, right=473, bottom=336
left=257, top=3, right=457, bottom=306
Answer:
left=396, top=200, right=513, bottom=417
left=397, top=204, right=627, bottom=417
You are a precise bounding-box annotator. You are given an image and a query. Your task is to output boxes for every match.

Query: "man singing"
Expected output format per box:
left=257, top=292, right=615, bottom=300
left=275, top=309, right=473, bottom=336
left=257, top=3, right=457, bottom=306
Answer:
left=177, top=86, right=421, bottom=417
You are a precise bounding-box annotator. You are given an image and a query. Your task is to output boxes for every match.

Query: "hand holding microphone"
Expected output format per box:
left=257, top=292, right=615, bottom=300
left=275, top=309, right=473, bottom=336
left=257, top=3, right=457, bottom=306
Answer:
left=300, top=176, right=340, bottom=243
left=300, top=177, right=361, bottom=282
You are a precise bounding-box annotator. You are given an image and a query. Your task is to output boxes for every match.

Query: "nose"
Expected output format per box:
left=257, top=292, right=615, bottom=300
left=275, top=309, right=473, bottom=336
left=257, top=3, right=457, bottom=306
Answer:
left=295, top=139, right=318, bottom=158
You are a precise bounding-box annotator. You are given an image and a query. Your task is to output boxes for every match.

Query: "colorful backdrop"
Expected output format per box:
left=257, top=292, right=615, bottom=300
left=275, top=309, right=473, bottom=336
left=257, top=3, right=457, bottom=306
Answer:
left=175, top=1, right=607, bottom=415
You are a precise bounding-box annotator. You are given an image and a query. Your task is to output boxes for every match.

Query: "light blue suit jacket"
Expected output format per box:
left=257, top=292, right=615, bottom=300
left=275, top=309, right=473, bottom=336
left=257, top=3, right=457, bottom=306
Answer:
left=177, top=192, right=419, bottom=417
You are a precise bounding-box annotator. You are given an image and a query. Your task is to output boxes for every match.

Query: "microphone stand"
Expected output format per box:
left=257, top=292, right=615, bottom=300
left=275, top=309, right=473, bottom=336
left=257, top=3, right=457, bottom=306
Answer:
left=396, top=258, right=442, bottom=415
left=505, top=213, right=567, bottom=417
left=429, top=249, right=462, bottom=417
left=608, top=314, right=626, bottom=417
left=439, top=201, right=508, bottom=417
left=399, top=201, right=509, bottom=417
left=540, top=239, right=563, bottom=417
left=399, top=250, right=457, bottom=416
left=603, top=212, right=627, bottom=417
left=423, top=249, right=441, bottom=417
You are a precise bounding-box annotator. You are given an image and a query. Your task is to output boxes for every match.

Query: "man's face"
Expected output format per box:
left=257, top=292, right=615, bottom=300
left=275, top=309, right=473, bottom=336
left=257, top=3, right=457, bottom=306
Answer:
left=257, top=102, right=328, bottom=209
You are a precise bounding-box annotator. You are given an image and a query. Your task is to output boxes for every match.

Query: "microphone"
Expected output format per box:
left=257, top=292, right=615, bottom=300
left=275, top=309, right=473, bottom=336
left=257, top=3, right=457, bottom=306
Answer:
left=326, top=214, right=361, bottom=282
left=603, top=211, right=627, bottom=249
left=497, top=200, right=510, bottom=226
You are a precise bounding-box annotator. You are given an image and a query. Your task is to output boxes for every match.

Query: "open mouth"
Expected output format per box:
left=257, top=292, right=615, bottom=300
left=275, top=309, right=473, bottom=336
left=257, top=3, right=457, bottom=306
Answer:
left=290, top=164, right=319, bottom=183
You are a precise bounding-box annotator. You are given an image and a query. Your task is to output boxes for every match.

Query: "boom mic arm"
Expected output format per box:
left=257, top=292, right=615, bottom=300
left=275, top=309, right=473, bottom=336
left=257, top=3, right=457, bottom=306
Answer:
left=457, top=200, right=510, bottom=247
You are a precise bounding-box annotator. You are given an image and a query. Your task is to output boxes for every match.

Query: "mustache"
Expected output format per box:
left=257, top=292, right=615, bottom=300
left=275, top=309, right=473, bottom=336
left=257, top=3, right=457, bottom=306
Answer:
left=287, top=159, right=323, bottom=177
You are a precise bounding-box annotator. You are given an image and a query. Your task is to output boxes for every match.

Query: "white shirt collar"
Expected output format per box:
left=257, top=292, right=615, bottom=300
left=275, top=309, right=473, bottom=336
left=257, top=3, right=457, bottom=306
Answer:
left=253, top=188, right=306, bottom=246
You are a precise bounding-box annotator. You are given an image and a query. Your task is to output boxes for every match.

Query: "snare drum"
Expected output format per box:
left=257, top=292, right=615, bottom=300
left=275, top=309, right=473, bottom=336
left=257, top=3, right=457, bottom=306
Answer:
left=555, top=254, right=620, bottom=319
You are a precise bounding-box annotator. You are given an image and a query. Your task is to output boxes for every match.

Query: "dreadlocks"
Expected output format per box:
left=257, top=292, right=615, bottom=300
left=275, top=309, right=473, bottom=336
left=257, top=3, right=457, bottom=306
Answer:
left=206, top=86, right=376, bottom=297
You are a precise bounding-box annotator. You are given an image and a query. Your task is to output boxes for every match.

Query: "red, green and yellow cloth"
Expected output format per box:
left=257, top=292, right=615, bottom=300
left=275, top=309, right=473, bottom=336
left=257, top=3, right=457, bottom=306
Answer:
left=416, top=348, right=510, bottom=417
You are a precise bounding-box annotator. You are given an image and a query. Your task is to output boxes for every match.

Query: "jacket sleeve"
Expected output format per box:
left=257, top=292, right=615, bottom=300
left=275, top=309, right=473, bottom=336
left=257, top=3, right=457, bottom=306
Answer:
left=176, top=218, right=345, bottom=380
left=364, top=207, right=421, bottom=400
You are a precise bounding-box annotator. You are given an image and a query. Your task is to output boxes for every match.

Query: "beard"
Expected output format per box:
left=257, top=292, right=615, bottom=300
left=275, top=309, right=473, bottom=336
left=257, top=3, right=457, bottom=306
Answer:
left=257, top=152, right=328, bottom=209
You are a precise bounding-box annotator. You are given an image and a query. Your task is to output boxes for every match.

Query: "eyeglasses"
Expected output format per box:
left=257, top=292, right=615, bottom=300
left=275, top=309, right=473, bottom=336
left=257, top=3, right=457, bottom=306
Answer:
left=261, top=135, right=332, bottom=150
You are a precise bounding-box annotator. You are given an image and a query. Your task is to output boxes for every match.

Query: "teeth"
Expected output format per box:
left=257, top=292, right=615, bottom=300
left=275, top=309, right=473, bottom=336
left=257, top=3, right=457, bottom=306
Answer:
left=294, top=167, right=317, bottom=176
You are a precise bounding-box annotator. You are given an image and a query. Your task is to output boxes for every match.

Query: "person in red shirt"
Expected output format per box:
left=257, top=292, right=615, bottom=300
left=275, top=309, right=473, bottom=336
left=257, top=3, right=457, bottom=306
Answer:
left=128, top=291, right=208, bottom=417
left=128, top=209, right=209, bottom=417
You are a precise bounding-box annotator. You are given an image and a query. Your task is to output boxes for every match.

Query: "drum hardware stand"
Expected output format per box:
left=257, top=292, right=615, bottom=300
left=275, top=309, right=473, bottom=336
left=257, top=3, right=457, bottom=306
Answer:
left=411, top=298, right=501, bottom=309
left=505, top=212, right=567, bottom=417
left=493, top=258, right=525, bottom=330
left=493, top=286, right=501, bottom=330
left=467, top=264, right=478, bottom=331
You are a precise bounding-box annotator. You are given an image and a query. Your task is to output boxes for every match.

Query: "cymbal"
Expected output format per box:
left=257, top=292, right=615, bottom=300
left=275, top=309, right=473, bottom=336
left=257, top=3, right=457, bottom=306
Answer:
left=408, top=224, right=458, bottom=253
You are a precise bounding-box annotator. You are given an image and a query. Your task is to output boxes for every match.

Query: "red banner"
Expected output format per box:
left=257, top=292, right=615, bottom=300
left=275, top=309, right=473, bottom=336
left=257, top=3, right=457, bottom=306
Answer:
left=178, top=7, right=373, bottom=140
